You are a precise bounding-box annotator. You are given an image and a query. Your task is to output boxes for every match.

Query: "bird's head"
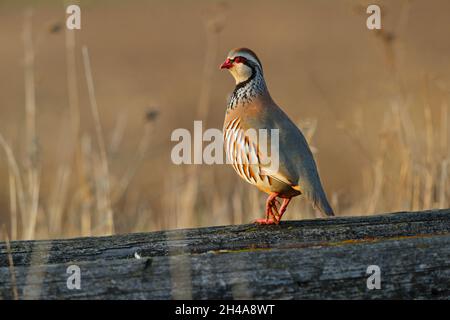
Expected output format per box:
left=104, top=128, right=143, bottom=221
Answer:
left=220, top=48, right=263, bottom=84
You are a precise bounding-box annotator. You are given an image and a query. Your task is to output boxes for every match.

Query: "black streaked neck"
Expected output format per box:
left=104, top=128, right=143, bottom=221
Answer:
left=227, top=66, right=266, bottom=111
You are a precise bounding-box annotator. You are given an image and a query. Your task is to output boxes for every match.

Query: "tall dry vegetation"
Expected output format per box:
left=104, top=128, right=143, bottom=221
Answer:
left=0, top=2, right=449, bottom=241
left=0, top=8, right=156, bottom=240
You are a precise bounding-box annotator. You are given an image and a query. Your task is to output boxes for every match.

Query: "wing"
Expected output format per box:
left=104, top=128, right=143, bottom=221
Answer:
left=241, top=101, right=321, bottom=193
left=265, top=105, right=334, bottom=216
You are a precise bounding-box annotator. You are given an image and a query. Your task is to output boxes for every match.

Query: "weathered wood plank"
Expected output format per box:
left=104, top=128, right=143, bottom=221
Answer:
left=1, top=209, right=450, bottom=299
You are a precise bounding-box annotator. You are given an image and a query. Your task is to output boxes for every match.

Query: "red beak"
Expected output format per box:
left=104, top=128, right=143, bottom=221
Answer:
left=220, top=58, right=233, bottom=69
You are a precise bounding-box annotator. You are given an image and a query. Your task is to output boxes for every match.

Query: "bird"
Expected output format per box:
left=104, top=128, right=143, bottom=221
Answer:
left=220, top=48, right=334, bottom=225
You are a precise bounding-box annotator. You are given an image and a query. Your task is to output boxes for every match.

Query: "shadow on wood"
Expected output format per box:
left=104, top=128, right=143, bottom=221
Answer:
left=1, top=209, right=450, bottom=299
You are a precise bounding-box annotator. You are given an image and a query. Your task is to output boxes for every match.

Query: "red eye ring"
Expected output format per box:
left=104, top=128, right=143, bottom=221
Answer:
left=233, top=56, right=246, bottom=64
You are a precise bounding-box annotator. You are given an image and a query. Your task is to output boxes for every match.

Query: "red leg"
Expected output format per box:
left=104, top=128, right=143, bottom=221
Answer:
left=255, top=192, right=279, bottom=225
left=275, top=198, right=292, bottom=223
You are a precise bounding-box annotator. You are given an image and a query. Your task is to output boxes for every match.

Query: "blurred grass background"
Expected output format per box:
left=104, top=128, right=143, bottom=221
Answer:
left=0, top=0, right=449, bottom=240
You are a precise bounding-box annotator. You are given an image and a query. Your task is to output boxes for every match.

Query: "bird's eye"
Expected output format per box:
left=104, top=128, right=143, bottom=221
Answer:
left=234, top=56, right=246, bottom=63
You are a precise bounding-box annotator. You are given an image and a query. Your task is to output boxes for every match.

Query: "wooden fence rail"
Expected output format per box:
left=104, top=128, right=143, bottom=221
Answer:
left=1, top=209, right=450, bottom=299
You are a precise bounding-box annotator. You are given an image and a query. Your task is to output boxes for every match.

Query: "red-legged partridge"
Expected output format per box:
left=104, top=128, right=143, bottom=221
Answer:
left=220, top=48, right=334, bottom=225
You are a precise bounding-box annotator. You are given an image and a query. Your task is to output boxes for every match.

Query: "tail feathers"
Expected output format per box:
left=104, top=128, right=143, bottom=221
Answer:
left=306, top=188, right=335, bottom=217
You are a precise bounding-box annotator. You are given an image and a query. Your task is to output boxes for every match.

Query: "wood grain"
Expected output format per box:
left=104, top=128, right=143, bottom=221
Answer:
left=1, top=209, right=449, bottom=299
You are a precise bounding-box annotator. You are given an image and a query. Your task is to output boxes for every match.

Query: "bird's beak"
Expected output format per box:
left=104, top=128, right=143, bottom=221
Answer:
left=220, top=58, right=233, bottom=69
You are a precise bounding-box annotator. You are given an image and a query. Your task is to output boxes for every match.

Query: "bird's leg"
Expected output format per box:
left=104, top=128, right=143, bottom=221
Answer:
left=255, top=192, right=279, bottom=225
left=272, top=199, right=281, bottom=215
left=274, top=198, right=292, bottom=223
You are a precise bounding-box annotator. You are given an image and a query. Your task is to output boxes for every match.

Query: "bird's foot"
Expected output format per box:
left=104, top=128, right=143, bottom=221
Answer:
left=255, top=218, right=279, bottom=225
